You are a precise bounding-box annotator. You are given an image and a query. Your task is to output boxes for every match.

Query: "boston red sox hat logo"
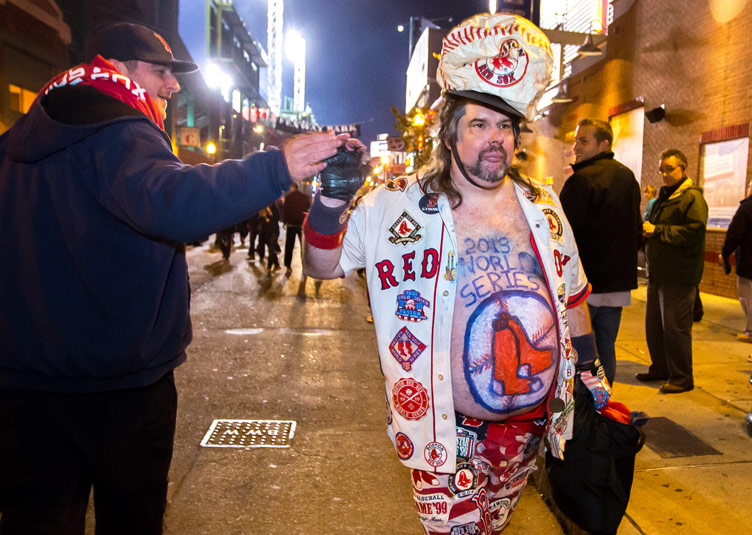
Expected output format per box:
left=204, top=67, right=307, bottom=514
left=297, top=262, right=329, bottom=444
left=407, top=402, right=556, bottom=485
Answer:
left=389, top=326, right=427, bottom=370
left=475, top=38, right=528, bottom=88
left=392, top=377, right=429, bottom=420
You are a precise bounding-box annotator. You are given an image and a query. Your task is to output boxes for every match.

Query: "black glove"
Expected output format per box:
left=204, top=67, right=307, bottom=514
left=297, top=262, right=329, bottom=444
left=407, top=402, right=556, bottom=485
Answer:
left=319, top=146, right=368, bottom=201
left=723, top=260, right=732, bottom=275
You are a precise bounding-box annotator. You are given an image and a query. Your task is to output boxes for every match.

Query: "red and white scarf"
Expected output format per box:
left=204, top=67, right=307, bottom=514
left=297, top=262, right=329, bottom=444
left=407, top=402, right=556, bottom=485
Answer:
left=36, top=55, right=164, bottom=130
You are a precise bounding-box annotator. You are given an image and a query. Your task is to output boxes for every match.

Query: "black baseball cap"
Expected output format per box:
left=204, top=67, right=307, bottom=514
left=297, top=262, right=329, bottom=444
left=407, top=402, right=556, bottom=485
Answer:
left=446, top=90, right=522, bottom=120
left=86, top=23, right=198, bottom=74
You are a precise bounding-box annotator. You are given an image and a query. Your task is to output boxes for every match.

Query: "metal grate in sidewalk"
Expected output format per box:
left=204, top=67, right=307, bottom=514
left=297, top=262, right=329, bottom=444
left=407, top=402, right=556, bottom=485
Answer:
left=200, top=419, right=296, bottom=448
left=643, top=417, right=721, bottom=458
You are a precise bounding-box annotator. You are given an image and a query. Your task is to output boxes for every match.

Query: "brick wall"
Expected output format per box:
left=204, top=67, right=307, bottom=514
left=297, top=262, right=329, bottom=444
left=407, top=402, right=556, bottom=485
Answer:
left=544, top=0, right=752, bottom=298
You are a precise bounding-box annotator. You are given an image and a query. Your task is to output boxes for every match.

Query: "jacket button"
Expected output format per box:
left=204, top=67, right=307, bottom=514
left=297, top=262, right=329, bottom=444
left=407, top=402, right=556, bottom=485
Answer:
left=443, top=290, right=449, bottom=297
left=438, top=374, right=444, bottom=381
left=442, top=413, right=448, bottom=420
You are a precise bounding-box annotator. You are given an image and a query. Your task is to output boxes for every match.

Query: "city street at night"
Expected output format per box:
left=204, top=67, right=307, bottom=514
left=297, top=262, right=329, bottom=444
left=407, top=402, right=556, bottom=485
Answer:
left=136, top=236, right=752, bottom=535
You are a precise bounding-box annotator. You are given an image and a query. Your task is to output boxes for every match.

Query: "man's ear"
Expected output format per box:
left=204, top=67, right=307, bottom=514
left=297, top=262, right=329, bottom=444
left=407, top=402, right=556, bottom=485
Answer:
left=599, top=139, right=611, bottom=154
left=108, top=59, right=128, bottom=76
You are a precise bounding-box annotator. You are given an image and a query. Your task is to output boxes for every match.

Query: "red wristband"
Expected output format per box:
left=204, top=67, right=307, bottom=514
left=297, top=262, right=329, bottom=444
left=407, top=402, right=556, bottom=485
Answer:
left=303, top=217, right=346, bottom=249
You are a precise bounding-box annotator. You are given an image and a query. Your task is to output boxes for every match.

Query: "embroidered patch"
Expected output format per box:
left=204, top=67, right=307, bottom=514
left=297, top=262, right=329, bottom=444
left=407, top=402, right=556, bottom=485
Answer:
left=553, top=249, right=571, bottom=277
left=475, top=38, right=528, bottom=88
left=489, top=498, right=512, bottom=531
left=392, top=377, right=429, bottom=420
left=424, top=441, right=448, bottom=467
left=412, top=470, right=441, bottom=491
left=415, top=493, right=450, bottom=523
left=456, top=428, right=478, bottom=460
left=396, top=289, right=430, bottom=322
left=557, top=283, right=566, bottom=305
left=542, top=208, right=563, bottom=243
left=419, top=193, right=440, bottom=214
left=386, top=177, right=408, bottom=192
left=395, top=432, right=414, bottom=460
left=444, top=250, right=456, bottom=281
left=388, top=211, right=422, bottom=246
left=448, top=463, right=478, bottom=498
left=450, top=523, right=482, bottom=535
left=389, top=327, right=427, bottom=371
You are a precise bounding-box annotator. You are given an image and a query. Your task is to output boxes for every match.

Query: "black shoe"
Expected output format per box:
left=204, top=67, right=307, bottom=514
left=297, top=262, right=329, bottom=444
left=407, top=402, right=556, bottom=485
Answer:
left=659, top=383, right=694, bottom=394
left=635, top=371, right=668, bottom=382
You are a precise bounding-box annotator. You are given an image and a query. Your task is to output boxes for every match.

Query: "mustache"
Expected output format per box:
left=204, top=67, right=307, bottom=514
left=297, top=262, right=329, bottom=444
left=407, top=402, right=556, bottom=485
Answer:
left=479, top=146, right=508, bottom=158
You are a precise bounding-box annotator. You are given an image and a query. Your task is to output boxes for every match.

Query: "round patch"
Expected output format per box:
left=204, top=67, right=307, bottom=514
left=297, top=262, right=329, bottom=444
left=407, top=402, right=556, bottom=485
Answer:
left=448, top=463, right=478, bottom=497
left=395, top=432, right=414, bottom=460
left=489, top=498, right=512, bottom=530
left=419, top=194, right=440, bottom=215
left=392, top=378, right=429, bottom=420
left=424, top=441, right=448, bottom=467
left=475, top=38, right=528, bottom=88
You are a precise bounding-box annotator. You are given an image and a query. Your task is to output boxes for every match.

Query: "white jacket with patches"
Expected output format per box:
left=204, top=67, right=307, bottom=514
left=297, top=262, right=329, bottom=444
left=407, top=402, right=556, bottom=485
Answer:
left=339, top=175, right=589, bottom=473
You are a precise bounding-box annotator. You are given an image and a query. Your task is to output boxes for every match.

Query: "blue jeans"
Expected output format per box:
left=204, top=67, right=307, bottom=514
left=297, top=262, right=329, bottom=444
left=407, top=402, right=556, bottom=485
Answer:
left=587, top=304, right=623, bottom=385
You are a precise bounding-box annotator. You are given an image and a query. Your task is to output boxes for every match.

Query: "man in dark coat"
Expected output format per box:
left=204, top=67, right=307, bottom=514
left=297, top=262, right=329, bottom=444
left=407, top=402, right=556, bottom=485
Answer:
left=0, top=23, right=345, bottom=534
left=282, top=183, right=311, bottom=275
left=560, top=118, right=642, bottom=385
left=637, top=149, right=708, bottom=394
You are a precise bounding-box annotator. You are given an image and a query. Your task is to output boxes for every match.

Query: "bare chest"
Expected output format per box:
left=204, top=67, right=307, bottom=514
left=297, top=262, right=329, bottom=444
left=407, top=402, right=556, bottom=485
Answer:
left=449, top=194, right=557, bottom=420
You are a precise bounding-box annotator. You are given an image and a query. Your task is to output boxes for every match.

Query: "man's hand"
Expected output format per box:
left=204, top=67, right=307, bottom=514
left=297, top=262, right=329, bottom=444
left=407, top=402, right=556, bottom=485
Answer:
left=283, top=132, right=344, bottom=182
left=643, top=221, right=655, bottom=238
left=319, top=145, right=369, bottom=202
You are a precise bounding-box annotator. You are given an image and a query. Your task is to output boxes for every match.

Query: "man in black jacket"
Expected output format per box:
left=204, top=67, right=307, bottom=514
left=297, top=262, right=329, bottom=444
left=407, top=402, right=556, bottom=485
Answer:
left=560, top=119, right=642, bottom=385
left=721, top=188, right=752, bottom=342
left=0, top=23, right=347, bottom=534
left=282, top=183, right=311, bottom=275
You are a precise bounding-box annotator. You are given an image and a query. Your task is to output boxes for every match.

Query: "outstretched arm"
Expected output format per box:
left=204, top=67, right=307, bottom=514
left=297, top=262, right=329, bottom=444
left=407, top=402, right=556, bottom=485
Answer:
left=302, top=141, right=367, bottom=279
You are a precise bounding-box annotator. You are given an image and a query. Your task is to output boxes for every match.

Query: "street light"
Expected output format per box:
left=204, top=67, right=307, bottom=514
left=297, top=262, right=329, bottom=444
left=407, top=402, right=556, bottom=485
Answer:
left=286, top=30, right=306, bottom=112
left=552, top=84, right=573, bottom=104
left=577, top=33, right=603, bottom=57
left=205, top=62, right=233, bottom=103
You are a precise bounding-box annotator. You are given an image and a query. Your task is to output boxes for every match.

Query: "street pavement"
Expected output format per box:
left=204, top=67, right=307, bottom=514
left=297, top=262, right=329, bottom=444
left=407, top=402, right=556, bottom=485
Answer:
left=81, top=236, right=752, bottom=534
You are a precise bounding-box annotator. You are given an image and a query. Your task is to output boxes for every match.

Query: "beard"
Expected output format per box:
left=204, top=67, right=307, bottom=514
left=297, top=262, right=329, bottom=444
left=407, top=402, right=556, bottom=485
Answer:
left=465, top=146, right=510, bottom=184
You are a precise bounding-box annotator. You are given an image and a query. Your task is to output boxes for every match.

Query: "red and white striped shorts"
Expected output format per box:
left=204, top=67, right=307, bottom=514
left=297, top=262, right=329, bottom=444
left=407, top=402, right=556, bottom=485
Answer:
left=411, top=414, right=546, bottom=535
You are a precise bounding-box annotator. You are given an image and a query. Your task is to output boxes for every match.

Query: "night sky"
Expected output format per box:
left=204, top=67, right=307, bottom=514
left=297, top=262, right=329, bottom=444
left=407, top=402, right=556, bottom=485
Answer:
left=179, top=0, right=492, bottom=144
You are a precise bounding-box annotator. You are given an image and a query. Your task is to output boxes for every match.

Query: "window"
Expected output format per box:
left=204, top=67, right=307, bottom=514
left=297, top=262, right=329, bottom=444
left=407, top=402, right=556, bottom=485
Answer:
left=9, top=84, right=36, bottom=114
left=700, top=136, right=750, bottom=229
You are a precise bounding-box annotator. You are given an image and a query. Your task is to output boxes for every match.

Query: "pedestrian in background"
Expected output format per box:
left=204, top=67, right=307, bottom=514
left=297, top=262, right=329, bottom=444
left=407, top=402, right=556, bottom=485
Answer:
left=638, top=149, right=708, bottom=394
left=644, top=184, right=657, bottom=220
left=721, top=184, right=752, bottom=343
left=560, top=118, right=642, bottom=386
left=0, top=22, right=345, bottom=534
left=282, top=183, right=310, bottom=276
left=260, top=202, right=282, bottom=273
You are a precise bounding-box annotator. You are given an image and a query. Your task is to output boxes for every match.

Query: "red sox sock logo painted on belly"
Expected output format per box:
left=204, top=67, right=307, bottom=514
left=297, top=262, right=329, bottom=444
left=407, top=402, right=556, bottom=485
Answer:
left=458, top=237, right=556, bottom=413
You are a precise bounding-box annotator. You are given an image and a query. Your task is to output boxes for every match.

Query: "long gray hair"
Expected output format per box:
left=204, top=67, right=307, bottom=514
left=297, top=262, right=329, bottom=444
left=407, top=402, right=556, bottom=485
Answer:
left=418, top=94, right=534, bottom=208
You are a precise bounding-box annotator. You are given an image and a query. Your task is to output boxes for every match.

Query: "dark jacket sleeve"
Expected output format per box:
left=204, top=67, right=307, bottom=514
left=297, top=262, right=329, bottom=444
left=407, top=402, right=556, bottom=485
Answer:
left=97, top=120, right=291, bottom=243
left=722, top=201, right=751, bottom=260
left=655, top=190, right=708, bottom=248
left=559, top=173, right=589, bottom=232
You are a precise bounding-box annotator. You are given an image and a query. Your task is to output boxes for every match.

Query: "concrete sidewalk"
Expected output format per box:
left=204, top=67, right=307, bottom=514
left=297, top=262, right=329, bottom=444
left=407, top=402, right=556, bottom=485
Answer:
left=594, top=282, right=752, bottom=534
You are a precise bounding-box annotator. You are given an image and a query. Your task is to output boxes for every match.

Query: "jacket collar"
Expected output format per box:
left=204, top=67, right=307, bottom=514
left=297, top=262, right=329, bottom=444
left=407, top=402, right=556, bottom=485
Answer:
left=571, top=151, right=614, bottom=172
